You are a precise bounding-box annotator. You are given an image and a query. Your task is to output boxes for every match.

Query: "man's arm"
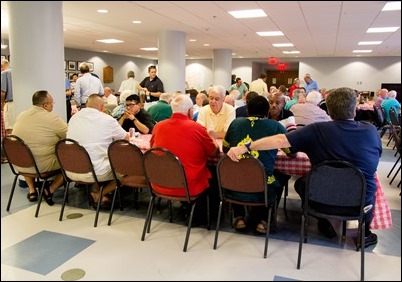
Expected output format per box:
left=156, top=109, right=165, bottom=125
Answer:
left=227, top=134, right=290, bottom=162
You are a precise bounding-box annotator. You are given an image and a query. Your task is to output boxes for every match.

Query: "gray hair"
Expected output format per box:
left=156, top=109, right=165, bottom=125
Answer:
left=208, top=85, right=226, bottom=99
left=160, top=92, right=172, bottom=102
left=326, top=87, right=357, bottom=120
left=388, top=90, right=397, bottom=98
left=171, top=94, right=193, bottom=114
left=306, top=90, right=323, bottom=105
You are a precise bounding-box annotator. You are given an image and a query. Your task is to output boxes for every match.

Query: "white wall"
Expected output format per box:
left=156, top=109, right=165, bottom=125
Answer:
left=64, top=48, right=401, bottom=94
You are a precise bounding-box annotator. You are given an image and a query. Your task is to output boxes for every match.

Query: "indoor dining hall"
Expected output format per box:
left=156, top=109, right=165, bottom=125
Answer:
left=1, top=1, right=401, bottom=281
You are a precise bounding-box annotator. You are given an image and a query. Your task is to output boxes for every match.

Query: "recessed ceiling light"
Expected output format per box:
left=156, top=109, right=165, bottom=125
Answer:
left=367, top=27, right=400, bottom=33
left=382, top=2, right=401, bottom=11
left=228, top=9, right=267, bottom=19
left=257, top=31, right=284, bottom=37
left=353, top=50, right=372, bottom=53
left=203, top=44, right=210, bottom=46
left=140, top=47, right=158, bottom=51
left=96, top=39, right=124, bottom=44
left=97, top=9, right=108, bottom=14
left=282, top=51, right=300, bottom=54
left=102, top=50, right=109, bottom=53
left=189, top=39, right=197, bottom=42
left=273, top=43, right=294, bottom=47
left=358, top=41, right=382, bottom=45
left=132, top=20, right=142, bottom=24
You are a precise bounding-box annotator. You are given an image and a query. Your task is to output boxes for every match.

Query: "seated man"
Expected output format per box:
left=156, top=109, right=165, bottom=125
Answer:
left=268, top=92, right=297, bottom=132
left=147, top=92, right=173, bottom=122
left=290, top=90, right=331, bottom=125
left=197, top=85, right=236, bottom=139
left=12, top=90, right=67, bottom=205
left=67, top=94, right=129, bottom=208
left=227, top=87, right=381, bottom=248
left=117, top=94, right=156, bottom=134
left=223, top=95, right=291, bottom=234
left=150, top=94, right=219, bottom=198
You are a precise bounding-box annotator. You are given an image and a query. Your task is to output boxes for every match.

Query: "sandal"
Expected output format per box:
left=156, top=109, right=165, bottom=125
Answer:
left=233, top=216, right=246, bottom=231
left=256, top=220, right=267, bottom=234
left=27, top=191, right=38, bottom=202
left=42, top=185, right=54, bottom=206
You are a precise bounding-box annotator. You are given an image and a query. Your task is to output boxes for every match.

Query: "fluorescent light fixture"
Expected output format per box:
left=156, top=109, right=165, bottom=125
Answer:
left=203, top=44, right=210, bottom=46
left=382, top=2, right=401, bottom=11
left=140, top=47, right=158, bottom=51
left=97, top=9, right=108, bottom=13
left=273, top=43, right=294, bottom=47
left=367, top=27, right=400, bottom=33
left=257, top=31, right=284, bottom=37
left=189, top=39, right=197, bottom=42
left=282, top=51, right=300, bottom=54
left=132, top=20, right=142, bottom=24
left=96, top=39, right=124, bottom=44
left=1, top=44, right=8, bottom=49
left=228, top=9, right=267, bottom=19
left=353, top=50, right=372, bottom=53
left=358, top=41, right=382, bottom=45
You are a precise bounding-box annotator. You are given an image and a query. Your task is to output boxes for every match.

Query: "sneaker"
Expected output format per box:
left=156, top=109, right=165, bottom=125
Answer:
left=317, top=219, right=337, bottom=238
left=364, top=232, right=378, bottom=248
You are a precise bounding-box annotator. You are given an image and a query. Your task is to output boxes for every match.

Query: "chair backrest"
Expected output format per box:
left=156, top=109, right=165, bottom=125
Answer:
left=305, top=160, right=366, bottom=216
left=372, top=105, right=385, bottom=128
left=2, top=135, right=40, bottom=175
left=216, top=154, right=268, bottom=204
left=55, top=138, right=97, bottom=181
left=108, top=139, right=144, bottom=177
left=142, top=147, right=190, bottom=200
left=389, top=108, right=401, bottom=127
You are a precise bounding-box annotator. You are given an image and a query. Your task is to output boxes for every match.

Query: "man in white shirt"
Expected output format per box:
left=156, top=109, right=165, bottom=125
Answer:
left=119, top=71, right=139, bottom=94
left=67, top=94, right=129, bottom=207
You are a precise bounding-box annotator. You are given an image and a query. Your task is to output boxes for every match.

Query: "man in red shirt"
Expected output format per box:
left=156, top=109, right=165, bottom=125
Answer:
left=150, top=94, right=220, bottom=197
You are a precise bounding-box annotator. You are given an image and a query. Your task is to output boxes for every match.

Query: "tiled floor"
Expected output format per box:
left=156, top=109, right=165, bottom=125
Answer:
left=1, top=136, right=400, bottom=281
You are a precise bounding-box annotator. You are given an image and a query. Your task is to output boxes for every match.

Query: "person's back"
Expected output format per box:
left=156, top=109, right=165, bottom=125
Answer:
left=118, top=70, right=139, bottom=93
left=73, top=63, right=104, bottom=107
left=12, top=90, right=67, bottom=204
left=249, top=73, right=268, bottom=95
left=67, top=94, right=128, bottom=175
left=147, top=92, right=172, bottom=122
left=381, top=90, right=401, bottom=123
left=13, top=90, right=67, bottom=172
left=151, top=94, right=218, bottom=197
left=290, top=90, right=331, bottom=125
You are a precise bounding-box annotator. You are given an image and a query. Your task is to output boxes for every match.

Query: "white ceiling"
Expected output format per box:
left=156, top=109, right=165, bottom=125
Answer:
left=1, top=1, right=401, bottom=62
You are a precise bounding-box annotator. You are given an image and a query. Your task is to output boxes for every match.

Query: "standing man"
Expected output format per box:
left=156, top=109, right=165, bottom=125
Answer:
left=118, top=70, right=139, bottom=94
left=1, top=59, right=14, bottom=135
left=303, top=73, right=319, bottom=94
left=249, top=73, right=268, bottom=96
left=73, top=63, right=104, bottom=109
left=137, top=65, right=164, bottom=102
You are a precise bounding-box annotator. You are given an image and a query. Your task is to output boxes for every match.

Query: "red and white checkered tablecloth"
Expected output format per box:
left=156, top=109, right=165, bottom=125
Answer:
left=130, top=135, right=392, bottom=229
left=274, top=150, right=311, bottom=176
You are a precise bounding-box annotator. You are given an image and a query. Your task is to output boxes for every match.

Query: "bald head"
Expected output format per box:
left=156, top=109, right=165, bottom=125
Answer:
left=86, top=94, right=104, bottom=110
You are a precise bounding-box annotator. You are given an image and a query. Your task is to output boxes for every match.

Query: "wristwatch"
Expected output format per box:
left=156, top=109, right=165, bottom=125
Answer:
left=244, top=141, right=252, bottom=152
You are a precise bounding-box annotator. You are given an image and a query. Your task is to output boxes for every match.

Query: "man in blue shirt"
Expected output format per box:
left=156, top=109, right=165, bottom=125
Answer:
left=303, top=73, right=319, bottom=95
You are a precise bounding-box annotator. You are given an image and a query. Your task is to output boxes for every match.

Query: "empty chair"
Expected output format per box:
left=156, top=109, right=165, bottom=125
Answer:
left=141, top=147, right=210, bottom=252
left=297, top=160, right=372, bottom=281
left=55, top=138, right=109, bottom=227
left=2, top=135, right=63, bottom=217
left=213, top=154, right=277, bottom=258
left=107, top=139, right=149, bottom=225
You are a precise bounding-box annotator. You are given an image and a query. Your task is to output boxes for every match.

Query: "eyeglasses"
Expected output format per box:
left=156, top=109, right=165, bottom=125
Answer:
left=125, top=103, right=138, bottom=107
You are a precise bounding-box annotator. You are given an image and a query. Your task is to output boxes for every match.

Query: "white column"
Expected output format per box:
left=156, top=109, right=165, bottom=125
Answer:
left=213, top=49, right=232, bottom=89
left=8, top=1, right=66, bottom=121
left=157, top=30, right=186, bottom=93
